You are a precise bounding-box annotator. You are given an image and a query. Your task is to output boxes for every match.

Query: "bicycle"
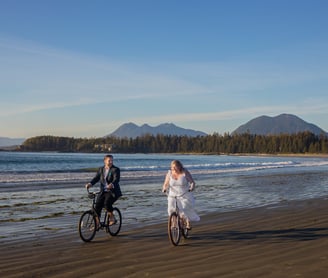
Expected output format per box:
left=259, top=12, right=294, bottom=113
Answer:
left=166, top=192, right=190, bottom=246
left=78, top=189, right=122, bottom=242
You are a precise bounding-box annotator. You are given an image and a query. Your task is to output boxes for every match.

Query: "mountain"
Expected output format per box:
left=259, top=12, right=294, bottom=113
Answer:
left=0, top=137, right=25, bottom=147
left=107, top=123, right=207, bottom=138
left=232, top=114, right=327, bottom=136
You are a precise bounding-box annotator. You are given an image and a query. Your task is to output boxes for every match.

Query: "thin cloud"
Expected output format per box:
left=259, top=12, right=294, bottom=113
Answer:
left=1, top=37, right=328, bottom=137
left=129, top=101, right=328, bottom=126
left=0, top=37, right=210, bottom=116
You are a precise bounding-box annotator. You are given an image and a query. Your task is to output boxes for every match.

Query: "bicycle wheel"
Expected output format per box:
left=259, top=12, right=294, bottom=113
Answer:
left=79, top=210, right=97, bottom=242
left=107, top=207, right=122, bottom=236
left=168, top=212, right=180, bottom=246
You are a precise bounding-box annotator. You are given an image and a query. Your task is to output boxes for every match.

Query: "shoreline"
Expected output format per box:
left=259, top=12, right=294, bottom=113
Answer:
left=2, top=149, right=328, bottom=157
left=2, top=168, right=328, bottom=244
left=1, top=197, right=327, bottom=277
left=225, top=152, right=328, bottom=158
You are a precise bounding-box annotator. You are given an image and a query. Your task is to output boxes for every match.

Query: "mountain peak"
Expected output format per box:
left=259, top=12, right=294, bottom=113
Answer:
left=107, top=123, right=207, bottom=138
left=232, top=114, right=327, bottom=135
left=0, top=137, right=25, bottom=147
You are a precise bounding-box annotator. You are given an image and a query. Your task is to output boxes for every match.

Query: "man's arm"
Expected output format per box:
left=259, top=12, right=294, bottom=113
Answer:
left=86, top=167, right=102, bottom=188
left=109, top=166, right=120, bottom=188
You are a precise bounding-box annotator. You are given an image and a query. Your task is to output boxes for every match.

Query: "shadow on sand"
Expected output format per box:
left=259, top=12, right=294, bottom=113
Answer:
left=187, top=227, right=328, bottom=246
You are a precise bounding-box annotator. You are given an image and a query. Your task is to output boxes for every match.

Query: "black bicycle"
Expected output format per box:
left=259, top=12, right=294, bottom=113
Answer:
left=167, top=193, right=189, bottom=246
left=78, top=189, right=122, bottom=242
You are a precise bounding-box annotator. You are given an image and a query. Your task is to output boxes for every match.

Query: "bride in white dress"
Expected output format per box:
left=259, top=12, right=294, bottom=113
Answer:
left=162, top=160, right=200, bottom=229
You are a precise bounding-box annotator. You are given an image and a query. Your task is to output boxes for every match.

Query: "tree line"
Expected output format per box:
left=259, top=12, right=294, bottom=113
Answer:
left=18, top=131, right=328, bottom=154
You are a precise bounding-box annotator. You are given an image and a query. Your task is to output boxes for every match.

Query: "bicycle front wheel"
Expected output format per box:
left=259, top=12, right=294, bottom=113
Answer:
left=107, top=207, right=122, bottom=236
left=79, top=210, right=97, bottom=242
left=168, top=212, right=181, bottom=246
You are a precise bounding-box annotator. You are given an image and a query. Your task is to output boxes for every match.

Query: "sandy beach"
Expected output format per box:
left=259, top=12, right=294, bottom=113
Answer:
left=1, top=197, right=327, bottom=278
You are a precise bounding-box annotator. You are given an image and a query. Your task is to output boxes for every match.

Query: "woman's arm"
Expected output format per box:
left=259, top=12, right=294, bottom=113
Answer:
left=185, top=169, right=195, bottom=191
left=162, top=171, right=171, bottom=192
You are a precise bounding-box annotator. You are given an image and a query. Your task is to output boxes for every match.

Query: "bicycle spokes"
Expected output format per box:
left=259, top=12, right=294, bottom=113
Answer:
left=168, top=212, right=181, bottom=246
left=79, top=211, right=97, bottom=242
left=79, top=189, right=122, bottom=242
left=107, top=208, right=122, bottom=236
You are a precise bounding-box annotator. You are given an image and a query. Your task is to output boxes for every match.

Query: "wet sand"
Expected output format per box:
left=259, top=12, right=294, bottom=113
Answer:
left=0, top=197, right=327, bottom=277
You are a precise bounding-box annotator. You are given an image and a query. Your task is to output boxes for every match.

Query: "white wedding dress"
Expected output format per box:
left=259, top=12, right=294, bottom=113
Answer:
left=167, top=170, right=200, bottom=222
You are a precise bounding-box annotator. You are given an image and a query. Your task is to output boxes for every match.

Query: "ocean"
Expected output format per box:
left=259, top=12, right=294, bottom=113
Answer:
left=1, top=152, right=328, bottom=241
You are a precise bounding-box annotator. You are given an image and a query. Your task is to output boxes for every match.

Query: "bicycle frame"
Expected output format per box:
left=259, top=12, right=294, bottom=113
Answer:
left=78, top=188, right=122, bottom=242
left=166, top=191, right=189, bottom=246
left=87, top=189, right=108, bottom=229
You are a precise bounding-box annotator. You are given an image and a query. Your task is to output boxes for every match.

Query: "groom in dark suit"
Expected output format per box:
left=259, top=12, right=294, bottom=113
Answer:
left=86, top=154, right=122, bottom=225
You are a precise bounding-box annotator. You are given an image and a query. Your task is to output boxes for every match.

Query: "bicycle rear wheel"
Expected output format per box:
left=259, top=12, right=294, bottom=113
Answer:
left=107, top=207, right=122, bottom=236
left=79, top=210, right=97, bottom=242
left=168, top=212, right=181, bottom=246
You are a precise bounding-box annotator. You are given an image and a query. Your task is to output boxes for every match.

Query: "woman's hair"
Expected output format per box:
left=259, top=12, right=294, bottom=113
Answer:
left=171, top=160, right=184, bottom=173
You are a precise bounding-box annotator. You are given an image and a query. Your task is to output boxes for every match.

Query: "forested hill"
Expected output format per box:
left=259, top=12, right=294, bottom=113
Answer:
left=108, top=122, right=207, bottom=138
left=233, top=114, right=327, bottom=136
left=18, top=131, right=328, bottom=154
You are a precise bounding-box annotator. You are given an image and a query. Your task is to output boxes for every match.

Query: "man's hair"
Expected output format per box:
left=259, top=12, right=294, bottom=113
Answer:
left=104, top=154, right=113, bottom=159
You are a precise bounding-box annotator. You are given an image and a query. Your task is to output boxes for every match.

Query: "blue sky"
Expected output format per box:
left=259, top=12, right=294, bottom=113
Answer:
left=1, top=0, right=328, bottom=138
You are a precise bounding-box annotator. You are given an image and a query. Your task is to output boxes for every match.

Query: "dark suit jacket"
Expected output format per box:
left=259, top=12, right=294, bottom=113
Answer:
left=89, top=165, right=122, bottom=199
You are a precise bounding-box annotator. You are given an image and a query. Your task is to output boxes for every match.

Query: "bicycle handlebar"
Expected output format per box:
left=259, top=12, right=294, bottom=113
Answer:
left=163, top=189, right=190, bottom=198
left=87, top=188, right=101, bottom=195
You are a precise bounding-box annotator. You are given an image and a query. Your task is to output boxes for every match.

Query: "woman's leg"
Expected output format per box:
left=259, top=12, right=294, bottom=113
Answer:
left=167, top=196, right=176, bottom=216
left=176, top=198, right=191, bottom=229
left=180, top=194, right=200, bottom=227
